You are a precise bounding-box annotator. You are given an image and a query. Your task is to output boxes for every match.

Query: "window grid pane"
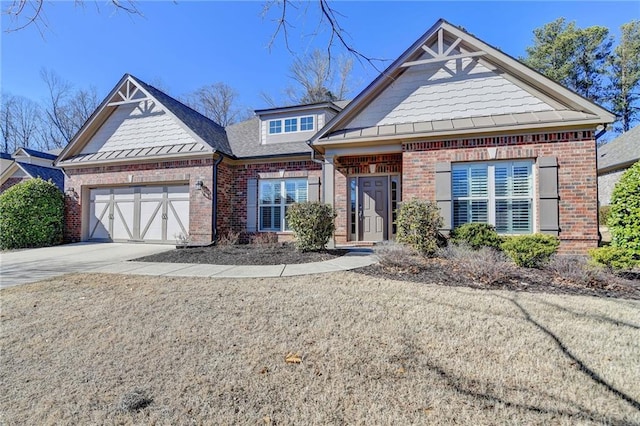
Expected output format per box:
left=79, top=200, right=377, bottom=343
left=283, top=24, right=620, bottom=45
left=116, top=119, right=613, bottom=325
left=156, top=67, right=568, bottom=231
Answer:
left=269, top=120, right=281, bottom=134
left=300, top=116, right=314, bottom=131
left=284, top=118, right=298, bottom=132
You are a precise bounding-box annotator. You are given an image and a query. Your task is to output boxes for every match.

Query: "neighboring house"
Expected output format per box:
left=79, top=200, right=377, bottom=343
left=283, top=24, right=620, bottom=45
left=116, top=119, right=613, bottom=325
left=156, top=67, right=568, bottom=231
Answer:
left=0, top=148, right=65, bottom=192
left=597, top=125, right=640, bottom=205
left=55, top=19, right=614, bottom=254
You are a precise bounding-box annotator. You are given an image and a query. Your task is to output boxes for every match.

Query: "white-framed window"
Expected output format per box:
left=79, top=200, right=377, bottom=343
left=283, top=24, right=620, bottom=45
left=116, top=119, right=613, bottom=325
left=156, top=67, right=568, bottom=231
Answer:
left=284, top=118, right=298, bottom=133
left=452, top=161, right=533, bottom=234
left=269, top=120, right=282, bottom=134
left=300, top=116, right=314, bottom=131
left=259, top=179, right=308, bottom=231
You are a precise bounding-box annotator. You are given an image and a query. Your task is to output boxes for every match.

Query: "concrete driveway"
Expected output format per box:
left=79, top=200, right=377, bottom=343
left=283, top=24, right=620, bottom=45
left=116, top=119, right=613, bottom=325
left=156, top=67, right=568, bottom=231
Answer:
left=0, top=242, right=174, bottom=288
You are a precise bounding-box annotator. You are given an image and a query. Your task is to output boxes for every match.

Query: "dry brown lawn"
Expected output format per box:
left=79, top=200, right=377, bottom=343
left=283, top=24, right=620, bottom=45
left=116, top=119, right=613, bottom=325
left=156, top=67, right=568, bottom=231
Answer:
left=1, top=272, right=639, bottom=425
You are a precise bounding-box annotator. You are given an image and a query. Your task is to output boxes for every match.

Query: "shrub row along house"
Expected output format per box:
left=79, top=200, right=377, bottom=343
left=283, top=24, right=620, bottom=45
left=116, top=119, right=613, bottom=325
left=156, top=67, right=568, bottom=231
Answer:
left=53, top=20, right=614, bottom=254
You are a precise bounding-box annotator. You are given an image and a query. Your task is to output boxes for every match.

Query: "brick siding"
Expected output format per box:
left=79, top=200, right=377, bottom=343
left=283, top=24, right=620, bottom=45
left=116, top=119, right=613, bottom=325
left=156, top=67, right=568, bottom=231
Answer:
left=63, top=158, right=216, bottom=244
left=0, top=177, right=29, bottom=193
left=401, top=131, right=598, bottom=254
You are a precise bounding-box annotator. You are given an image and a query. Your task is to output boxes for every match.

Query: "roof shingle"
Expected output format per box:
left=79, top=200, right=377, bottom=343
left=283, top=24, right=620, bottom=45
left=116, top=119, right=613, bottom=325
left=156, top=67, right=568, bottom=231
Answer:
left=598, top=126, right=640, bottom=172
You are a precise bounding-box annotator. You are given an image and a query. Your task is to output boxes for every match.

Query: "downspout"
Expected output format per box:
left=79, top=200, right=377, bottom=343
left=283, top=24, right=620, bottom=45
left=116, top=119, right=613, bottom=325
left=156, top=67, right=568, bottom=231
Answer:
left=594, top=124, right=607, bottom=245
left=212, top=152, right=223, bottom=244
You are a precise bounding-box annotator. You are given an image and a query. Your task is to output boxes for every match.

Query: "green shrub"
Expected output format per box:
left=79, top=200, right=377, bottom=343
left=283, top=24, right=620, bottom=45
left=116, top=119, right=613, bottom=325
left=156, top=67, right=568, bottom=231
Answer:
left=598, top=205, right=611, bottom=226
left=0, top=178, right=64, bottom=250
left=608, top=161, right=640, bottom=251
left=589, top=246, right=640, bottom=271
left=500, top=234, right=560, bottom=268
left=449, top=223, right=503, bottom=250
left=286, top=202, right=336, bottom=251
left=395, top=199, right=443, bottom=256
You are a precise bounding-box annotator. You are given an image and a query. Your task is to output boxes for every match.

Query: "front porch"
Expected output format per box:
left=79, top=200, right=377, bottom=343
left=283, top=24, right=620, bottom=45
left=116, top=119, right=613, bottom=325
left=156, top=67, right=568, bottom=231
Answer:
left=327, top=152, right=402, bottom=244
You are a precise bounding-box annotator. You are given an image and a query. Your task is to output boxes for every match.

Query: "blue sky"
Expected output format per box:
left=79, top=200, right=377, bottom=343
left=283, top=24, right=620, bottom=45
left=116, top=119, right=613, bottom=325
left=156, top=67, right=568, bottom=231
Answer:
left=2, top=1, right=638, bottom=111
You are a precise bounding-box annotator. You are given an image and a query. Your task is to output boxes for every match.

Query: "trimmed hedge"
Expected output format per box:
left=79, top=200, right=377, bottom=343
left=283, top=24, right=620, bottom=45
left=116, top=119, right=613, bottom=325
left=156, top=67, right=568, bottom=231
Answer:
left=395, top=199, right=443, bottom=256
left=0, top=178, right=64, bottom=250
left=608, top=161, right=640, bottom=251
left=450, top=223, right=503, bottom=250
left=500, top=234, right=559, bottom=268
left=589, top=246, right=640, bottom=271
left=286, top=202, right=336, bottom=251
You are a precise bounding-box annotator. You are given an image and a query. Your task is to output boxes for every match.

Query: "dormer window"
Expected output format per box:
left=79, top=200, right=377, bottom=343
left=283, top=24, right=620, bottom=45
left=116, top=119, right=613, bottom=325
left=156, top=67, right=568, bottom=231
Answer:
left=300, top=116, right=314, bottom=131
left=267, top=116, right=315, bottom=137
left=284, top=118, right=298, bottom=132
left=269, top=120, right=282, bottom=134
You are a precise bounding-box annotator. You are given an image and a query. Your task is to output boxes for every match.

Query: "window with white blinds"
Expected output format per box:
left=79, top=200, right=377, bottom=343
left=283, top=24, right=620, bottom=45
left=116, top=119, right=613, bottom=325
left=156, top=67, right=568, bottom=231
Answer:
left=452, top=161, right=533, bottom=233
left=259, top=179, right=308, bottom=231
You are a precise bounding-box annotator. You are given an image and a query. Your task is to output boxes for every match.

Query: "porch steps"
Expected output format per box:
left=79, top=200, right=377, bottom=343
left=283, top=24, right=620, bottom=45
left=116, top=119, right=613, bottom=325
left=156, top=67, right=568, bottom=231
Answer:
left=336, top=241, right=378, bottom=248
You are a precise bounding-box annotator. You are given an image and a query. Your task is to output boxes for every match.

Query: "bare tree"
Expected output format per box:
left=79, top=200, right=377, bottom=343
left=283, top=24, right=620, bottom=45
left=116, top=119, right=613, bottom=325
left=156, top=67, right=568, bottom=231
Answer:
left=263, top=0, right=384, bottom=70
left=279, top=48, right=353, bottom=104
left=182, top=83, right=250, bottom=126
left=0, top=94, right=16, bottom=153
left=0, top=93, right=44, bottom=152
left=40, top=69, right=99, bottom=148
left=2, top=0, right=142, bottom=34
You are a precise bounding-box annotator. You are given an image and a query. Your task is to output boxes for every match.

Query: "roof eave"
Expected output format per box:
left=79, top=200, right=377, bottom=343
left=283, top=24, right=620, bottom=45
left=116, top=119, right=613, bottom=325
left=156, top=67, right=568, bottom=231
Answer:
left=315, top=119, right=604, bottom=147
left=57, top=150, right=219, bottom=169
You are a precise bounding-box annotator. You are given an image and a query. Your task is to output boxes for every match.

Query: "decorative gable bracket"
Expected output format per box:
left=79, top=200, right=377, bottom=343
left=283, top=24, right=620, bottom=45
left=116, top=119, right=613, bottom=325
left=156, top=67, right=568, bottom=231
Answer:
left=401, top=27, right=486, bottom=68
left=107, top=79, right=150, bottom=106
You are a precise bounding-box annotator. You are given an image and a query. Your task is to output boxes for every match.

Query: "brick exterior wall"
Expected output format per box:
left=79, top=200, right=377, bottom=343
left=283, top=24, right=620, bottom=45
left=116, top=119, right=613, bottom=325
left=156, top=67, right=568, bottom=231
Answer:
left=63, top=158, right=217, bottom=244
left=226, top=160, right=322, bottom=239
left=0, top=177, right=28, bottom=193
left=401, top=131, right=598, bottom=254
left=63, top=157, right=323, bottom=245
left=334, top=154, right=403, bottom=243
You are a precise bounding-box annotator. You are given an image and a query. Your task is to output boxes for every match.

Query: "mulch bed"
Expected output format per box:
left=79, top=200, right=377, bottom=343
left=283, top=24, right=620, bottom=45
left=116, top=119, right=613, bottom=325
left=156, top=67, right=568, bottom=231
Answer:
left=135, top=243, right=640, bottom=300
left=135, top=243, right=347, bottom=265
left=355, top=258, right=640, bottom=300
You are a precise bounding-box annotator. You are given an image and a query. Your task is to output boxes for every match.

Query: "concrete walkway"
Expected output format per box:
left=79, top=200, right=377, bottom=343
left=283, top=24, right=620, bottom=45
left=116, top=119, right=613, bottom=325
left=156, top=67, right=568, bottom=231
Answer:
left=87, top=249, right=376, bottom=279
left=1, top=243, right=377, bottom=288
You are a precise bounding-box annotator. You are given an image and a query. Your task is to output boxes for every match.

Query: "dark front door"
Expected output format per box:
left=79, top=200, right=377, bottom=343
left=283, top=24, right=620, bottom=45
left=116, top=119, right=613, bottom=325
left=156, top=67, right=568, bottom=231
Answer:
left=359, top=176, right=388, bottom=241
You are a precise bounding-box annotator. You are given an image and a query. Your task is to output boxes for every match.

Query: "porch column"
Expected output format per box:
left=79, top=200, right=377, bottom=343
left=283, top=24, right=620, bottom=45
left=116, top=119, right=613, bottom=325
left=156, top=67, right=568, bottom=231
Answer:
left=323, top=155, right=336, bottom=248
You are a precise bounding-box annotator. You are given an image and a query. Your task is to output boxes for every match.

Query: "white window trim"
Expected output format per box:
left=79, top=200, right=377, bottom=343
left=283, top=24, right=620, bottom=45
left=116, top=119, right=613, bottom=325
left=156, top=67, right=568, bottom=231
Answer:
left=452, top=160, right=535, bottom=234
left=268, top=120, right=282, bottom=134
left=267, top=116, right=315, bottom=135
left=258, top=178, right=308, bottom=232
left=300, top=116, right=315, bottom=132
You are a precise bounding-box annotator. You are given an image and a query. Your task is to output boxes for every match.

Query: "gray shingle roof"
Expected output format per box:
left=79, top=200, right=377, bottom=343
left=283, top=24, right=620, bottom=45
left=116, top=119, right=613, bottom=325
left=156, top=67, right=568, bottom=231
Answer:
left=17, top=162, right=64, bottom=191
left=132, top=76, right=235, bottom=157
left=225, top=117, right=312, bottom=159
left=21, top=148, right=58, bottom=161
left=598, top=126, right=640, bottom=172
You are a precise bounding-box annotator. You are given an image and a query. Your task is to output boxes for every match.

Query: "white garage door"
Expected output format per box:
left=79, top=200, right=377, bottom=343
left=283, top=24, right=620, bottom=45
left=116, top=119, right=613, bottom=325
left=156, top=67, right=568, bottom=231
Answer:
left=88, top=185, right=190, bottom=243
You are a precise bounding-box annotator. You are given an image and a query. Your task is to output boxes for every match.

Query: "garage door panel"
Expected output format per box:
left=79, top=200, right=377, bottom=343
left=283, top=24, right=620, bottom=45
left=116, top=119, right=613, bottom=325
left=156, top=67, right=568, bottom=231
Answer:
left=89, top=189, right=111, bottom=240
left=88, top=185, right=190, bottom=243
left=166, top=199, right=189, bottom=240
left=140, top=200, right=163, bottom=241
left=112, top=200, right=135, bottom=240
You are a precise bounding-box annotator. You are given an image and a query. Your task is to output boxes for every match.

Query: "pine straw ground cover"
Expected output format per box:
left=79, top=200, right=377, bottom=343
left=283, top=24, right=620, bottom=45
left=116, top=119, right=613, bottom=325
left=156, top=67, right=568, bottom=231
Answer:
left=1, top=273, right=639, bottom=425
